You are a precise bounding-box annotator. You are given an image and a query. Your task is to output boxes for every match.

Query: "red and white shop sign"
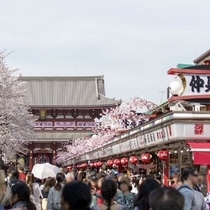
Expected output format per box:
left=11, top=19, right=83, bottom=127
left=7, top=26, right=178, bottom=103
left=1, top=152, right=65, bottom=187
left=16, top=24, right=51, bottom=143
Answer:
left=177, top=123, right=210, bottom=140
left=136, top=126, right=173, bottom=148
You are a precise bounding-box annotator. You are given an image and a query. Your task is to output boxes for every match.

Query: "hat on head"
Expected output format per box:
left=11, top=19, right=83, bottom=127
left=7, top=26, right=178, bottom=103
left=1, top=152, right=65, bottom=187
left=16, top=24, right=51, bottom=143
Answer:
left=119, top=177, right=131, bottom=187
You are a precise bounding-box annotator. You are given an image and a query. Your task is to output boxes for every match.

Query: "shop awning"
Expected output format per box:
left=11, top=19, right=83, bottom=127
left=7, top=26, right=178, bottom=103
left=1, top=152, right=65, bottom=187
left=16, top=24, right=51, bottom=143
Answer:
left=187, top=142, right=210, bottom=165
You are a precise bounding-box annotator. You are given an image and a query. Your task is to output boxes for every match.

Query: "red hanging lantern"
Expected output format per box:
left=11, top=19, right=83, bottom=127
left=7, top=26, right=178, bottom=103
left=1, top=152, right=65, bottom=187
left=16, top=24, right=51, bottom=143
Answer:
left=121, top=158, right=128, bottom=165
left=141, top=153, right=152, bottom=163
left=93, top=162, right=98, bottom=167
left=89, top=163, right=94, bottom=168
left=97, top=161, right=102, bottom=168
left=114, top=159, right=121, bottom=166
left=83, top=163, right=87, bottom=168
left=122, top=164, right=128, bottom=168
left=67, top=166, right=72, bottom=170
left=157, top=150, right=169, bottom=161
left=107, top=160, right=114, bottom=167
left=129, top=156, right=138, bottom=164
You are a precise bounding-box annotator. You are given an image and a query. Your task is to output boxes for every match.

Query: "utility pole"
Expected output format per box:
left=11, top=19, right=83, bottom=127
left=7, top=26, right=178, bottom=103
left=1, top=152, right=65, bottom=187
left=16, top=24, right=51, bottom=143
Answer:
left=159, top=91, right=165, bottom=103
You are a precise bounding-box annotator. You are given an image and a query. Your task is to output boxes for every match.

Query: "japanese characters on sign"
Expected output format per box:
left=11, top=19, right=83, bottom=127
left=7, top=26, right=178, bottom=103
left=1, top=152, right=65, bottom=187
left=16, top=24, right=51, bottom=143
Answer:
left=186, top=74, right=210, bottom=95
left=34, top=121, right=53, bottom=127
left=34, top=121, right=95, bottom=128
left=77, top=122, right=96, bottom=127
left=55, top=122, right=75, bottom=127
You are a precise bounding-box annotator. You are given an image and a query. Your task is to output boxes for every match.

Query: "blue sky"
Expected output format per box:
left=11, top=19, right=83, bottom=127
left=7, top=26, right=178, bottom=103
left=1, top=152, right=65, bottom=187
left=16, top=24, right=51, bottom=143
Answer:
left=0, top=0, right=210, bottom=103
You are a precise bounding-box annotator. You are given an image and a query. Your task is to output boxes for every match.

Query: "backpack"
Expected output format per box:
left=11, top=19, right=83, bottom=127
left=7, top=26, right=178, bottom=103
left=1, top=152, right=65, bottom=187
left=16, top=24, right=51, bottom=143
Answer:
left=178, top=186, right=197, bottom=210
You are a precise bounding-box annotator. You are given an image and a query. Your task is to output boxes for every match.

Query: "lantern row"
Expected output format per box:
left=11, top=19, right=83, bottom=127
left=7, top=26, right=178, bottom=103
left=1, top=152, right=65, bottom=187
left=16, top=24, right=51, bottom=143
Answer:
left=67, top=150, right=168, bottom=170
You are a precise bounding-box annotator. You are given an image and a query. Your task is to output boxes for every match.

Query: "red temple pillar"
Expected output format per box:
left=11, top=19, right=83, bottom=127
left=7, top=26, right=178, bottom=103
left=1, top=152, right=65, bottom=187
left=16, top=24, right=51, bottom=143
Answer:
left=52, top=151, right=56, bottom=165
left=163, top=161, right=169, bottom=186
left=29, top=151, right=33, bottom=171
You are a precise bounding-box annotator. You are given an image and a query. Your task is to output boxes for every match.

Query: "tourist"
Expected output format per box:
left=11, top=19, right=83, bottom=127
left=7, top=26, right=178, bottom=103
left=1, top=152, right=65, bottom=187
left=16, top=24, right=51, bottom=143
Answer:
left=96, top=177, right=105, bottom=205
left=47, top=173, right=64, bottom=210
left=61, top=181, right=92, bottom=210
left=98, top=179, right=126, bottom=210
left=65, top=172, right=75, bottom=183
left=1, top=170, right=19, bottom=208
left=131, top=177, right=140, bottom=194
left=171, top=173, right=180, bottom=188
left=178, top=167, right=206, bottom=210
left=149, top=187, right=184, bottom=210
left=153, top=173, right=163, bottom=186
left=178, top=171, right=207, bottom=210
left=115, top=177, right=135, bottom=210
left=10, top=181, right=36, bottom=210
left=18, top=166, right=26, bottom=182
left=26, top=173, right=42, bottom=210
left=0, top=170, right=6, bottom=210
left=41, top=178, right=56, bottom=210
left=88, top=175, right=99, bottom=207
left=133, top=178, right=160, bottom=210
left=106, top=173, right=121, bottom=200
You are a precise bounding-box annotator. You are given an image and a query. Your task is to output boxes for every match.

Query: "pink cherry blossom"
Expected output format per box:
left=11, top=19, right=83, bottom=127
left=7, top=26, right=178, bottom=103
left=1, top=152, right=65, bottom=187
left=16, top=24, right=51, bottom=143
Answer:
left=56, top=97, right=157, bottom=163
left=0, top=51, right=35, bottom=159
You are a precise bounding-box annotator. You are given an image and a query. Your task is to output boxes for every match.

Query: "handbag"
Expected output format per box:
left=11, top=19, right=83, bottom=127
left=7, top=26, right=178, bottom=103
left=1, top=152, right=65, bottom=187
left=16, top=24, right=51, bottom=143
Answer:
left=41, top=198, right=48, bottom=210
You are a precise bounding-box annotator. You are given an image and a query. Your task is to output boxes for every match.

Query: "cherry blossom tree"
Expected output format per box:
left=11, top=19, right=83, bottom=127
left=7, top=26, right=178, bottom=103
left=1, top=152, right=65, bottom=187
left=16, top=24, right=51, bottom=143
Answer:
left=0, top=51, right=35, bottom=158
left=56, top=97, right=157, bottom=163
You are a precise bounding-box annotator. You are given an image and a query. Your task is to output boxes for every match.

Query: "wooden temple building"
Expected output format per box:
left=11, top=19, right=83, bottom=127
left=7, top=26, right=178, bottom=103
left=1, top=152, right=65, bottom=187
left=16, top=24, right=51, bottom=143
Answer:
left=19, top=76, right=121, bottom=169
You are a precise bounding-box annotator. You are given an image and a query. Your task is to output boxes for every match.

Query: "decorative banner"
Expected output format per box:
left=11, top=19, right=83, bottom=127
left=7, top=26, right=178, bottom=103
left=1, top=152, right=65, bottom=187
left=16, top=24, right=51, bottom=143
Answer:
left=55, top=122, right=75, bottom=127
left=35, top=121, right=53, bottom=127
left=136, top=164, right=156, bottom=169
left=34, top=121, right=95, bottom=128
left=77, top=122, right=96, bottom=127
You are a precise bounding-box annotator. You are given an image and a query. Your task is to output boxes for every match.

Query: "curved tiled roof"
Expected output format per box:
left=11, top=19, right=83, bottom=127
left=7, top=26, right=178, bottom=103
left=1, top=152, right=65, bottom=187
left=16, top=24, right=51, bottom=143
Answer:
left=194, top=49, right=210, bottom=64
left=20, top=76, right=121, bottom=107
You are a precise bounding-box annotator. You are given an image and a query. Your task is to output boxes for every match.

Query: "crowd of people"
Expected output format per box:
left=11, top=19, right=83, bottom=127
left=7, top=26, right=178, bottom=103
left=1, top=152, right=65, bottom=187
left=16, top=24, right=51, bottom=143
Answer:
left=0, top=165, right=207, bottom=210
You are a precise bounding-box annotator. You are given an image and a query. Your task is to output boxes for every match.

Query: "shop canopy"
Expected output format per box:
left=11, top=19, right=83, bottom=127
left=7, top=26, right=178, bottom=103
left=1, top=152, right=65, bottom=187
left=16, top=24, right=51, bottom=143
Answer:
left=187, top=142, right=210, bottom=165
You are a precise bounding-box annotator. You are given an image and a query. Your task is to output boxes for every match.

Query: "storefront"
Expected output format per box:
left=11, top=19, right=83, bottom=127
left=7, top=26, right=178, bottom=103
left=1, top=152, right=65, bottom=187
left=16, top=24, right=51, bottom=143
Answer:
left=65, top=110, right=210, bottom=192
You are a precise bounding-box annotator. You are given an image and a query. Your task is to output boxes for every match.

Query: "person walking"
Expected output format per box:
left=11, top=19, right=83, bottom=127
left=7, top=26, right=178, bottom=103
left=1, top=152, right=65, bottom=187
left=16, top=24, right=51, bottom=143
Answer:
left=10, top=181, right=36, bottom=210
left=149, top=187, right=184, bottom=210
left=47, top=173, right=64, bottom=210
left=26, top=173, right=42, bottom=210
left=133, top=178, right=160, bottom=210
left=115, top=177, right=135, bottom=210
left=61, top=181, right=92, bottom=210
left=98, top=179, right=126, bottom=210
left=178, top=167, right=207, bottom=210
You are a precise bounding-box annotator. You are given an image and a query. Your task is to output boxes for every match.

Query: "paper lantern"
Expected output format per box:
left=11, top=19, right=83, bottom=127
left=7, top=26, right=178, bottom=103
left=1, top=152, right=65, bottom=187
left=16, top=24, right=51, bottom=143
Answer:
left=93, top=162, right=98, bottom=167
left=141, top=153, right=151, bottom=163
left=121, top=158, right=128, bottom=165
left=114, top=159, right=121, bottom=166
left=97, top=161, right=102, bottom=167
left=89, top=163, right=94, bottom=168
left=67, top=166, right=72, bottom=170
left=107, top=159, right=114, bottom=167
left=157, top=150, right=169, bottom=161
left=129, top=156, right=138, bottom=164
left=122, top=164, right=128, bottom=168
left=83, top=163, right=87, bottom=168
